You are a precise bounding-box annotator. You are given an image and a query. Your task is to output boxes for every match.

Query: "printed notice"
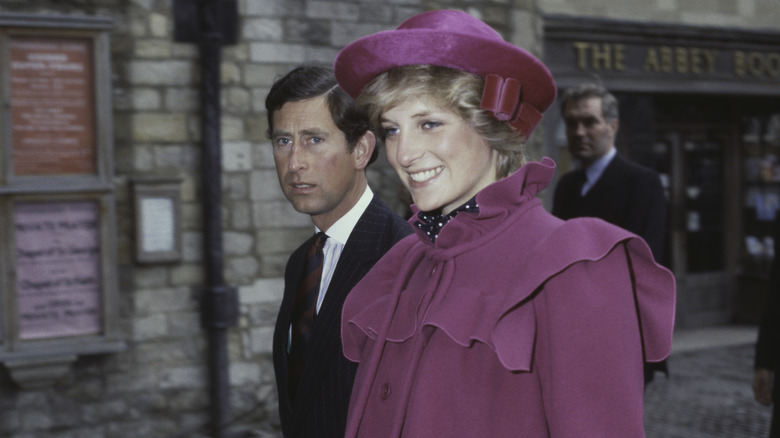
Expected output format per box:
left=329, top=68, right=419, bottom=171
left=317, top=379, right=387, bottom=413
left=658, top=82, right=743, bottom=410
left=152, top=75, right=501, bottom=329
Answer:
left=15, top=201, right=102, bottom=340
left=10, top=37, right=96, bottom=175
left=140, top=197, right=176, bottom=253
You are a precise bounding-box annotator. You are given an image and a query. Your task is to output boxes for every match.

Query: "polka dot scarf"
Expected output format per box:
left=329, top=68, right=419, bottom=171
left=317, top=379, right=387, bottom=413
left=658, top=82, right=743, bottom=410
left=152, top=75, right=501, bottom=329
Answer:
left=414, top=198, right=479, bottom=243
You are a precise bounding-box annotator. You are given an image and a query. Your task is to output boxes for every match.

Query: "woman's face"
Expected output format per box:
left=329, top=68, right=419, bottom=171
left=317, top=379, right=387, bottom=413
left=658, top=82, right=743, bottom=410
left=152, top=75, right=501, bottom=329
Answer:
left=381, top=96, right=498, bottom=215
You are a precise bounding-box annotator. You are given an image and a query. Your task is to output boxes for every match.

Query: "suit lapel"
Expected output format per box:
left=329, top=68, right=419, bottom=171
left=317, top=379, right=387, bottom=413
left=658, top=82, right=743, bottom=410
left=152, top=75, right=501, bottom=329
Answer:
left=290, top=197, right=388, bottom=419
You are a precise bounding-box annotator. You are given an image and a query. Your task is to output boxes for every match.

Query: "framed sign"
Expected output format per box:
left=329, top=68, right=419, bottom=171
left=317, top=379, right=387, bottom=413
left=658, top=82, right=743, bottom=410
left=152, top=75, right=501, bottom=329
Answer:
left=14, top=200, right=102, bottom=340
left=0, top=14, right=123, bottom=388
left=9, top=37, right=96, bottom=176
left=133, top=177, right=183, bottom=263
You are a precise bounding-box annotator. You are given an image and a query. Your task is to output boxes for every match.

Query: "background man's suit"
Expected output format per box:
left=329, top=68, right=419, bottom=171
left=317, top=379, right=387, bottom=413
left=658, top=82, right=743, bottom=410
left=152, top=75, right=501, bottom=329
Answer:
left=755, top=217, right=780, bottom=437
left=273, top=195, right=411, bottom=438
left=552, top=153, right=667, bottom=263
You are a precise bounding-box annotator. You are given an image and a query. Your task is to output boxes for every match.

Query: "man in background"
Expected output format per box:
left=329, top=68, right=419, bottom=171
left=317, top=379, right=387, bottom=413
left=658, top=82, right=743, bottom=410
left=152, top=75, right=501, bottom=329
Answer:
left=754, top=217, right=780, bottom=438
left=265, top=65, right=411, bottom=438
left=552, top=83, right=668, bottom=383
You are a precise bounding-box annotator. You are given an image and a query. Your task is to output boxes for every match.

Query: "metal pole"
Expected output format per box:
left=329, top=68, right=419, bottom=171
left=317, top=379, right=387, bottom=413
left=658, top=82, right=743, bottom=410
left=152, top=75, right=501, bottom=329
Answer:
left=198, top=1, right=237, bottom=436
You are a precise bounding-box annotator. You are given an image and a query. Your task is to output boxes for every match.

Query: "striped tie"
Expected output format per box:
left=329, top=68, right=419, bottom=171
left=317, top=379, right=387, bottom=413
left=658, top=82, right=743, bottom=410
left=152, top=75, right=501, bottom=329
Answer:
left=288, top=231, right=327, bottom=401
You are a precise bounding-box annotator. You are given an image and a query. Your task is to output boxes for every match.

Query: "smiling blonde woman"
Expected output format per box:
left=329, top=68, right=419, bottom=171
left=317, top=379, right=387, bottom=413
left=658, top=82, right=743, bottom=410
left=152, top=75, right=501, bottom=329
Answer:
left=334, top=9, right=676, bottom=437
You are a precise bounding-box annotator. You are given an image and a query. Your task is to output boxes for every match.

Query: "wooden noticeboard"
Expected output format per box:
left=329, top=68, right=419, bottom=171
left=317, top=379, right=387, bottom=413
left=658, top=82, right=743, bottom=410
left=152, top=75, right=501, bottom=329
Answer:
left=9, top=36, right=96, bottom=176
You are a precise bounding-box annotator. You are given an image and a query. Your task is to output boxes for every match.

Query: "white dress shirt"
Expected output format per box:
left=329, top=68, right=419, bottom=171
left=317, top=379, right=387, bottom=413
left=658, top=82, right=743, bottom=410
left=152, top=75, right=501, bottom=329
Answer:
left=288, top=186, right=374, bottom=352
left=581, top=147, right=617, bottom=196
left=313, top=186, right=374, bottom=312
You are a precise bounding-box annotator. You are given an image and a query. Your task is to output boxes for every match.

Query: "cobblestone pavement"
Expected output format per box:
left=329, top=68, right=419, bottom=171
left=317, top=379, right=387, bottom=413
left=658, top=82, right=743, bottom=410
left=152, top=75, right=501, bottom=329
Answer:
left=645, top=342, right=772, bottom=438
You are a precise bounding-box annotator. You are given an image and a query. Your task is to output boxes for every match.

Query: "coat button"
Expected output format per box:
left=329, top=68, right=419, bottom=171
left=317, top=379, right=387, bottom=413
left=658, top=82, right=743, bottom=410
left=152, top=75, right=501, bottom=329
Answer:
left=380, top=383, right=391, bottom=400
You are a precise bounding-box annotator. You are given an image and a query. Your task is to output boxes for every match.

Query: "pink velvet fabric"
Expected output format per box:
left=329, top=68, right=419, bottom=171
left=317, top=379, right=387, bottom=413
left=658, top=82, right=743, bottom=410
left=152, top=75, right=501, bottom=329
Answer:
left=341, top=158, right=676, bottom=437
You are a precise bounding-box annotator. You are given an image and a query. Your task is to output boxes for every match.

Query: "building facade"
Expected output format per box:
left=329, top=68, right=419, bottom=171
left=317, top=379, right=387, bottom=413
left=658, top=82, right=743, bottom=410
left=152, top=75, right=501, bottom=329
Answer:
left=0, top=0, right=777, bottom=436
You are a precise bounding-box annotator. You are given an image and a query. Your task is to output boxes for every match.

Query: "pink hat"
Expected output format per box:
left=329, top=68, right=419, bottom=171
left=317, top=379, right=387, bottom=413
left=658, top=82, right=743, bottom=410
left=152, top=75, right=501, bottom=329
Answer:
left=334, top=9, right=556, bottom=137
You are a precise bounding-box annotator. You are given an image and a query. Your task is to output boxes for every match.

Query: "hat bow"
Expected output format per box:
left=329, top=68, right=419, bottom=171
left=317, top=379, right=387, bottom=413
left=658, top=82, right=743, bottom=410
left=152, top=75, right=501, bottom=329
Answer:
left=480, top=74, right=544, bottom=137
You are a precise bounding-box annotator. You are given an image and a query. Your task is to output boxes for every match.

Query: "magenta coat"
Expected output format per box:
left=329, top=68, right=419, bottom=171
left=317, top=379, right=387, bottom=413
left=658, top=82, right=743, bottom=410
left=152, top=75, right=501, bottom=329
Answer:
left=341, top=158, right=676, bottom=437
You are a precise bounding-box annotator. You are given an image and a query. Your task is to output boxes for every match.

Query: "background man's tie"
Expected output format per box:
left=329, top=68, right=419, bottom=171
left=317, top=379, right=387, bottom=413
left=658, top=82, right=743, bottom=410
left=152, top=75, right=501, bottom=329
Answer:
left=288, top=232, right=327, bottom=401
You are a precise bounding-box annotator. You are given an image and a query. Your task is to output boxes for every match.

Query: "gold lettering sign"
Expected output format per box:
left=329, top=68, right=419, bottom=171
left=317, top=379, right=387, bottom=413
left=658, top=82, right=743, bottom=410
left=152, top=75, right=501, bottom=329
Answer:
left=573, top=42, right=626, bottom=71
left=569, top=41, right=780, bottom=81
left=10, top=37, right=96, bottom=176
left=641, top=46, right=717, bottom=74
left=734, top=51, right=780, bottom=77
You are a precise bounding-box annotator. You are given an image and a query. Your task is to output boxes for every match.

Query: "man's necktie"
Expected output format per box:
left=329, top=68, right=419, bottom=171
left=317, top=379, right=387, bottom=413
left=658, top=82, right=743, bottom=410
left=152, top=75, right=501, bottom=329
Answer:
left=288, top=231, right=327, bottom=401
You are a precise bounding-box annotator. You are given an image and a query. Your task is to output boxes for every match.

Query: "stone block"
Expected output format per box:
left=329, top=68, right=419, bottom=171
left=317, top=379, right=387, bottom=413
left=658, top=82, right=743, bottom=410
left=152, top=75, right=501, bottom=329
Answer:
left=132, top=266, right=168, bottom=288
left=223, top=141, right=253, bottom=171
left=253, top=200, right=311, bottom=228
left=135, top=38, right=172, bottom=58
left=306, top=1, right=359, bottom=20
left=245, top=0, right=288, bottom=16
left=131, top=88, right=162, bottom=110
left=133, top=145, right=155, bottom=171
left=132, top=113, right=189, bottom=142
left=167, top=311, right=201, bottom=337
left=181, top=232, right=204, bottom=263
left=134, top=287, right=194, bottom=315
left=249, top=42, right=307, bottom=63
left=242, top=18, right=284, bottom=41
left=224, top=231, right=255, bottom=255
left=229, top=361, right=262, bottom=386
left=221, top=61, right=243, bottom=84
left=170, top=263, right=206, bottom=286
left=157, top=366, right=206, bottom=389
left=248, top=326, right=275, bottom=355
left=222, top=115, right=246, bottom=141
left=225, top=87, right=251, bottom=112
left=149, top=12, right=168, bottom=37
left=226, top=256, right=260, bottom=282
left=229, top=201, right=252, bottom=229
left=132, top=313, right=168, bottom=340
left=165, top=88, right=199, bottom=112
left=225, top=172, right=250, bottom=201
left=127, top=60, right=193, bottom=85
left=249, top=169, right=282, bottom=201
left=240, top=277, right=284, bottom=304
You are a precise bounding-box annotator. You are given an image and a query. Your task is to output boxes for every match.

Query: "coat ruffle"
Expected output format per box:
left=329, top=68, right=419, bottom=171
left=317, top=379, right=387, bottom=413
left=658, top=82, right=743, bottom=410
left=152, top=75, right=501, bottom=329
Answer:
left=342, top=159, right=676, bottom=373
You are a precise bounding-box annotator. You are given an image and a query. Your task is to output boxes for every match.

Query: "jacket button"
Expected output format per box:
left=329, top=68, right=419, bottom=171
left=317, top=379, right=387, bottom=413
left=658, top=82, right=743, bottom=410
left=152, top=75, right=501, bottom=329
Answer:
left=380, top=383, right=391, bottom=400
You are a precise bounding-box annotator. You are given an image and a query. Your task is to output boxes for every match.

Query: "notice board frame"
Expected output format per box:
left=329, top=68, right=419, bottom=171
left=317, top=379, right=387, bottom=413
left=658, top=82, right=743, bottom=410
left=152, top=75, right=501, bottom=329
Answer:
left=0, top=13, right=114, bottom=193
left=0, top=13, right=123, bottom=389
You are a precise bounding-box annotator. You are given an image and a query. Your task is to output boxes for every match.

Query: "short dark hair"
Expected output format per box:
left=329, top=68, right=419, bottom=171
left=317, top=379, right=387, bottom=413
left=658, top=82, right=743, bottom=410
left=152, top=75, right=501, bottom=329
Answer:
left=559, top=83, right=619, bottom=121
left=265, top=64, right=378, bottom=165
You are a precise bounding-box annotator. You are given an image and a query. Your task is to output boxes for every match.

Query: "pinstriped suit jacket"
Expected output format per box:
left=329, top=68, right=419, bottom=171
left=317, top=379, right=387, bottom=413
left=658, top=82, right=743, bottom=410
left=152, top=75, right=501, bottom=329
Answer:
left=273, top=195, right=412, bottom=438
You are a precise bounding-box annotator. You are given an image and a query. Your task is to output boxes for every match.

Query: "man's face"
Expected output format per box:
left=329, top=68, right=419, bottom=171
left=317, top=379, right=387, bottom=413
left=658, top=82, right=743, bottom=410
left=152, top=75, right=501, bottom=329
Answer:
left=270, top=95, right=371, bottom=231
left=562, top=97, right=618, bottom=166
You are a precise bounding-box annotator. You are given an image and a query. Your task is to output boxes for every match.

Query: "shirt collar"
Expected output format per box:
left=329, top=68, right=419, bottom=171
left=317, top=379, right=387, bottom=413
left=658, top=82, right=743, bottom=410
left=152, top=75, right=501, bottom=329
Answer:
left=583, top=146, right=617, bottom=186
left=315, top=186, right=373, bottom=245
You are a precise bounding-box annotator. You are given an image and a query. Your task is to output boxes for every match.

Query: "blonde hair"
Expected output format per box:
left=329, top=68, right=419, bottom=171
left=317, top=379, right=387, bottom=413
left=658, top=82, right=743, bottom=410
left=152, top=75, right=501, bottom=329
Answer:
left=357, top=65, right=527, bottom=178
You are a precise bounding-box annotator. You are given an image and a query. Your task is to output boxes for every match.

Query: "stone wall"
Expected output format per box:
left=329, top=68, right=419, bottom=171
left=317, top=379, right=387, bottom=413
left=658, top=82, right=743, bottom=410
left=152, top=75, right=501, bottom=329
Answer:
left=0, top=0, right=545, bottom=437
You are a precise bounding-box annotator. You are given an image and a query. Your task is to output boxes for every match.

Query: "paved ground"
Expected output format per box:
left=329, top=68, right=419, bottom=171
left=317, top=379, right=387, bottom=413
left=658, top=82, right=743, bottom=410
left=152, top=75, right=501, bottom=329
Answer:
left=645, top=325, right=773, bottom=438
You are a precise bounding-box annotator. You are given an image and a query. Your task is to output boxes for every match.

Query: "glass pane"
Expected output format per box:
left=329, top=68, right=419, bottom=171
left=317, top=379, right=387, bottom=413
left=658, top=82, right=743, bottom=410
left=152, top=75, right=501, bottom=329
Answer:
left=684, top=137, right=724, bottom=273
left=14, top=200, right=102, bottom=340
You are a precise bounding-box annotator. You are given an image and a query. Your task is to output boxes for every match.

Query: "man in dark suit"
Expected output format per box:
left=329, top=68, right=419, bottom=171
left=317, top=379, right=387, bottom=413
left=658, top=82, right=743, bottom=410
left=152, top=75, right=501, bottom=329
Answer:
left=265, top=65, right=411, bottom=438
left=552, top=83, right=668, bottom=382
left=754, top=217, right=780, bottom=437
